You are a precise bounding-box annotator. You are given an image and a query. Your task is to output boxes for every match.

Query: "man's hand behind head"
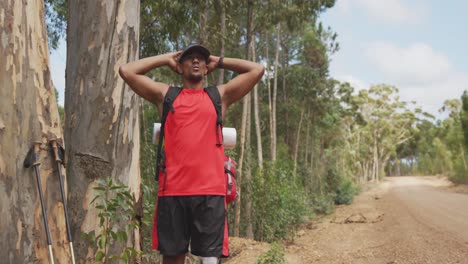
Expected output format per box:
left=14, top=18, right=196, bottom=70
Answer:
left=168, top=51, right=182, bottom=73
left=206, top=55, right=220, bottom=74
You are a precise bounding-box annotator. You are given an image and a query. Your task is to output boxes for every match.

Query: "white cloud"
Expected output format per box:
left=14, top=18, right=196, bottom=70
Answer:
left=336, top=0, right=427, bottom=24
left=365, top=42, right=452, bottom=85
left=398, top=73, right=468, bottom=117
left=363, top=41, right=468, bottom=117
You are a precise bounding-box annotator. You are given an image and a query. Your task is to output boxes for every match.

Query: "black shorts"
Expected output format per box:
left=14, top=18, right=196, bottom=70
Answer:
left=153, top=195, right=229, bottom=257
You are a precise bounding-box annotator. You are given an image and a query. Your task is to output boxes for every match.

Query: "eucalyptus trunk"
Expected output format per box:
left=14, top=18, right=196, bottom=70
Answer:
left=266, top=33, right=274, bottom=162
left=234, top=0, right=255, bottom=236
left=65, top=1, right=141, bottom=262
left=372, top=130, right=378, bottom=181
left=304, top=109, right=311, bottom=169
left=271, top=24, right=280, bottom=161
left=244, top=0, right=255, bottom=239
left=245, top=93, right=253, bottom=239
left=234, top=93, right=250, bottom=236
left=281, top=44, right=290, bottom=147
left=0, top=0, right=70, bottom=262
left=294, top=105, right=305, bottom=176
left=215, top=0, right=225, bottom=85
left=199, top=0, right=209, bottom=44
left=252, top=45, right=263, bottom=169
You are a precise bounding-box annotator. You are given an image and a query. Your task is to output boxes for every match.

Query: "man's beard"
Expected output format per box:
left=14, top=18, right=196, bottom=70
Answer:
left=188, top=72, right=203, bottom=83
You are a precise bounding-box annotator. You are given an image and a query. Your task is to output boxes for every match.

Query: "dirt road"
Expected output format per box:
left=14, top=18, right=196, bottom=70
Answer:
left=227, top=176, right=468, bottom=264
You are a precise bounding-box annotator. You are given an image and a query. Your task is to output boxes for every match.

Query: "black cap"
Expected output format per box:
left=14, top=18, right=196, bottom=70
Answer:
left=178, top=44, right=210, bottom=63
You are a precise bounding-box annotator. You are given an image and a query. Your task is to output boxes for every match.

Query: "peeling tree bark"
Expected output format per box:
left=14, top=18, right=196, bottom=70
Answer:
left=0, top=0, right=70, bottom=263
left=65, top=1, right=141, bottom=262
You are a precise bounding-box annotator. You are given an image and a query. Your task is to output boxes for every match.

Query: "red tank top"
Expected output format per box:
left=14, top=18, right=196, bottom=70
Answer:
left=158, top=88, right=225, bottom=196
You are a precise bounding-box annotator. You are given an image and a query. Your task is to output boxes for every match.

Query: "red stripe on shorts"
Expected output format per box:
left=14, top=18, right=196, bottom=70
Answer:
left=152, top=197, right=159, bottom=250
left=222, top=199, right=229, bottom=257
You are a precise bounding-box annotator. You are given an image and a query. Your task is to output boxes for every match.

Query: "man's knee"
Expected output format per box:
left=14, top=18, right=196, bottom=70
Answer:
left=201, top=257, right=219, bottom=264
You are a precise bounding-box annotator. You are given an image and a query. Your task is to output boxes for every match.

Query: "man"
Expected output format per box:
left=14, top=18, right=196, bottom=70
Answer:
left=119, top=44, right=264, bottom=264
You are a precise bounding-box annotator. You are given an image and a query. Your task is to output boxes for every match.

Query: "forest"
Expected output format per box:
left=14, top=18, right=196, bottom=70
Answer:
left=1, top=0, right=467, bottom=263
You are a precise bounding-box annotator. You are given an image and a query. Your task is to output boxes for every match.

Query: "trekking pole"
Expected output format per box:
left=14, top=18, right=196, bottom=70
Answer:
left=49, top=138, right=76, bottom=264
left=24, top=142, right=55, bottom=264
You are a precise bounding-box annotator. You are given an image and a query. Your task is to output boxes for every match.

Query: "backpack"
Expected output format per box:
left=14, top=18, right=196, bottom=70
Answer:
left=156, top=86, right=238, bottom=204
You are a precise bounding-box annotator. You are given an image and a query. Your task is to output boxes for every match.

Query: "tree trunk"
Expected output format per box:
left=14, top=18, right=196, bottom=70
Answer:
left=0, top=0, right=70, bottom=262
left=271, top=24, right=280, bottom=161
left=140, top=98, right=147, bottom=143
left=309, top=114, right=316, bottom=172
left=234, top=93, right=250, bottom=236
left=293, top=105, right=305, bottom=176
left=304, top=109, right=310, bottom=169
left=235, top=0, right=255, bottom=237
left=216, top=0, right=225, bottom=85
left=65, top=1, right=141, bottom=262
left=199, top=0, right=209, bottom=44
left=244, top=0, right=255, bottom=239
left=266, top=33, right=274, bottom=162
left=245, top=93, right=253, bottom=239
left=249, top=24, right=263, bottom=170
left=282, top=44, right=290, bottom=149
left=372, top=130, right=378, bottom=181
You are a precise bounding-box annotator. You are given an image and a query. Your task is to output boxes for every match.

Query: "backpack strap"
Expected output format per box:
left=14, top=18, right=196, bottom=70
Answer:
left=204, top=86, right=223, bottom=146
left=155, top=86, right=182, bottom=182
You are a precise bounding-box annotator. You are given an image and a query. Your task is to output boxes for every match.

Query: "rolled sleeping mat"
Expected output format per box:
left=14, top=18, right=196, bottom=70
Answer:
left=152, top=123, right=237, bottom=149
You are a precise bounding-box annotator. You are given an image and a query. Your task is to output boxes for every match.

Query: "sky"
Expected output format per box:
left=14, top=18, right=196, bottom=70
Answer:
left=320, top=0, right=468, bottom=118
left=50, top=0, right=468, bottom=118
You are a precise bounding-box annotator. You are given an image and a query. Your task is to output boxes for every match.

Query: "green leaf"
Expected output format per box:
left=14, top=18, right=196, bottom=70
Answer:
left=98, top=236, right=106, bottom=249
left=116, top=231, right=128, bottom=243
left=126, top=247, right=138, bottom=257
left=95, top=251, right=105, bottom=262
left=111, top=185, right=126, bottom=190
left=90, top=195, right=100, bottom=204
left=123, top=192, right=133, bottom=200
left=111, top=231, right=117, bottom=240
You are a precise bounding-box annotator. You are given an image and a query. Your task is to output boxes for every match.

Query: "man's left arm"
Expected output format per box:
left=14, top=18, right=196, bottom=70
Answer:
left=209, top=56, right=265, bottom=108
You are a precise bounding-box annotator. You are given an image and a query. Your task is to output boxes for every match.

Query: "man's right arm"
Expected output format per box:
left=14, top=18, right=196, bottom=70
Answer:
left=118, top=52, right=181, bottom=110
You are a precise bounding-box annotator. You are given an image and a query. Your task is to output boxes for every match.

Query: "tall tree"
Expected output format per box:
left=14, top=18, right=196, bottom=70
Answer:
left=65, top=1, right=141, bottom=261
left=461, top=91, right=468, bottom=150
left=215, top=0, right=226, bottom=85
left=271, top=24, right=280, bottom=161
left=0, top=0, right=70, bottom=262
left=252, top=41, right=263, bottom=169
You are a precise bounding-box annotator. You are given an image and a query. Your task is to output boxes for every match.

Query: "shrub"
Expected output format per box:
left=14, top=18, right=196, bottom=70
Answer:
left=257, top=242, right=285, bottom=264
left=251, top=161, right=310, bottom=242
left=310, top=194, right=335, bottom=215
left=82, top=178, right=141, bottom=263
left=325, top=168, right=359, bottom=205
left=335, top=177, right=359, bottom=205
left=450, top=157, right=468, bottom=184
